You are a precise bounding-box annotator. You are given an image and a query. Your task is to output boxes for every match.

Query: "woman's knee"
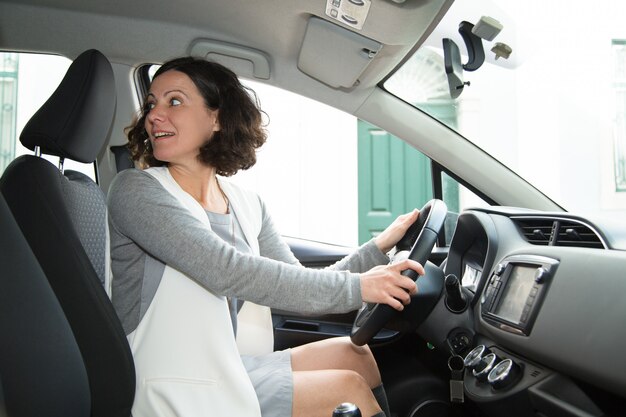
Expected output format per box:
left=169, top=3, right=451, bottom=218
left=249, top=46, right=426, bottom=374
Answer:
left=337, top=369, right=369, bottom=389
left=333, top=370, right=381, bottom=414
left=322, top=370, right=379, bottom=415
left=337, top=338, right=381, bottom=387
left=291, top=337, right=382, bottom=387
left=293, top=370, right=381, bottom=417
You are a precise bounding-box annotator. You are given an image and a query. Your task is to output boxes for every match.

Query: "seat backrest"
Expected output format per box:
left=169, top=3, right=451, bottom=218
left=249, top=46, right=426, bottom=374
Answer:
left=0, top=49, right=135, bottom=417
left=0, top=193, right=90, bottom=417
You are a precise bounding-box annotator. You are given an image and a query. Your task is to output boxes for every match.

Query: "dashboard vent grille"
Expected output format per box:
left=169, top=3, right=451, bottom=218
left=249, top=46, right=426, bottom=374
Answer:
left=513, top=217, right=606, bottom=249
left=555, top=221, right=604, bottom=249
left=515, top=219, right=554, bottom=245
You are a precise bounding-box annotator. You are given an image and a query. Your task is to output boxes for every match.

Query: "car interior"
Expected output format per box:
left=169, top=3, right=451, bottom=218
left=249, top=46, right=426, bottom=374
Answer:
left=1, top=1, right=626, bottom=417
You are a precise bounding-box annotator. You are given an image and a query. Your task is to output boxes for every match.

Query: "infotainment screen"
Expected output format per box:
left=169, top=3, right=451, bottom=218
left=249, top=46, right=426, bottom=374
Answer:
left=482, top=255, right=558, bottom=335
left=494, top=265, right=536, bottom=324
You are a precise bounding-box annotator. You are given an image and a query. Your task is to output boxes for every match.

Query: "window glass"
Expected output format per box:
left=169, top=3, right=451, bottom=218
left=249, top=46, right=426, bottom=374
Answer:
left=441, top=171, right=490, bottom=215
left=0, top=52, right=95, bottom=180
left=234, top=80, right=359, bottom=246
left=141, top=66, right=477, bottom=247
left=613, top=40, right=626, bottom=192
left=143, top=65, right=359, bottom=246
left=440, top=171, right=489, bottom=245
left=384, top=1, right=626, bottom=217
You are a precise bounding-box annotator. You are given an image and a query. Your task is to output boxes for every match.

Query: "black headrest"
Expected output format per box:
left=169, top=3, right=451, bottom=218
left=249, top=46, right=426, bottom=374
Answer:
left=20, top=49, right=116, bottom=163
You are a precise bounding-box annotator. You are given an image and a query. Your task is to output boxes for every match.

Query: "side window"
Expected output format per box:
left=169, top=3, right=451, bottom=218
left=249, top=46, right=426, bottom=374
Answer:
left=233, top=80, right=359, bottom=247
left=138, top=65, right=488, bottom=247
left=613, top=40, right=626, bottom=192
left=357, top=121, right=432, bottom=244
left=241, top=85, right=490, bottom=248
left=439, top=170, right=490, bottom=245
left=357, top=120, right=489, bottom=246
left=0, top=52, right=96, bottom=180
left=141, top=65, right=360, bottom=247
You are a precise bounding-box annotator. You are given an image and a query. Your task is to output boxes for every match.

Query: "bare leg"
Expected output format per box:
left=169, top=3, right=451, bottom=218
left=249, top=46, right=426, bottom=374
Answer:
left=291, top=336, right=381, bottom=388
left=292, top=369, right=382, bottom=417
left=290, top=337, right=388, bottom=416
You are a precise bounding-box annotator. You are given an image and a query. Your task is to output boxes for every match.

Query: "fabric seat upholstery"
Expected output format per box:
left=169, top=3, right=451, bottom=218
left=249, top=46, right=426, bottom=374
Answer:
left=0, top=49, right=135, bottom=417
left=0, top=193, right=90, bottom=417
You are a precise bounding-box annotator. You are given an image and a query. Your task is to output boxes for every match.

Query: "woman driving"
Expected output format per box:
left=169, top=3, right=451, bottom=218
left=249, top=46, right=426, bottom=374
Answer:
left=108, top=56, right=424, bottom=417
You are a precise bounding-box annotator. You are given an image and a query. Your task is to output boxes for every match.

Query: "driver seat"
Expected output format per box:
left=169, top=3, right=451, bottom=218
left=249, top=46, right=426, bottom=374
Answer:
left=0, top=49, right=135, bottom=417
left=0, top=193, right=90, bottom=417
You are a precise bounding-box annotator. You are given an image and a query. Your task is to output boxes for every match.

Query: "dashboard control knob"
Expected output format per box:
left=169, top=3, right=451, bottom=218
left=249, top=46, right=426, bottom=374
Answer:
left=463, top=345, right=489, bottom=370
left=445, top=274, right=468, bottom=313
left=472, top=352, right=499, bottom=382
left=487, top=358, right=521, bottom=389
left=534, top=267, right=548, bottom=283
left=494, top=263, right=506, bottom=276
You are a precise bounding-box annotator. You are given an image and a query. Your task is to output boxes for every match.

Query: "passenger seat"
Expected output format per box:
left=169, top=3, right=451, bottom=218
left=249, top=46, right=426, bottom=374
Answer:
left=0, top=49, right=135, bottom=417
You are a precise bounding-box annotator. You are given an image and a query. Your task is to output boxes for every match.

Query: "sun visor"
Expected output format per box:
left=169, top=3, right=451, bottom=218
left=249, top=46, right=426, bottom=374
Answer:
left=298, top=17, right=382, bottom=88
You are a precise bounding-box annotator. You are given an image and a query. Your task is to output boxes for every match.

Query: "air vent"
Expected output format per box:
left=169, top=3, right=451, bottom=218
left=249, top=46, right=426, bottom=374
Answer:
left=555, top=221, right=604, bottom=249
left=514, top=218, right=555, bottom=245
left=513, top=217, right=606, bottom=249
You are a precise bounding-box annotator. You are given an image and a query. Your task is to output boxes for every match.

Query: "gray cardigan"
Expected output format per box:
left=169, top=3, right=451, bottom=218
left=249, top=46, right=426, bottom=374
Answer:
left=107, top=169, right=389, bottom=335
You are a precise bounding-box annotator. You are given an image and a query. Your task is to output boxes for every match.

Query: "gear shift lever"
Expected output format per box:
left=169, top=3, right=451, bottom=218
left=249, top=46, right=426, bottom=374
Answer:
left=332, top=403, right=362, bottom=417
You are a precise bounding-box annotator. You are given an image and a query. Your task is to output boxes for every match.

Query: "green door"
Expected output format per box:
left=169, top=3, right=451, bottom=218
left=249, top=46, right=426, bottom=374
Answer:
left=357, top=121, right=433, bottom=244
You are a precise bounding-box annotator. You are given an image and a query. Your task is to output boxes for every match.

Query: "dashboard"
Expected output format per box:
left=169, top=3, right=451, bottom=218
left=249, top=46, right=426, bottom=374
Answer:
left=419, top=206, right=626, bottom=416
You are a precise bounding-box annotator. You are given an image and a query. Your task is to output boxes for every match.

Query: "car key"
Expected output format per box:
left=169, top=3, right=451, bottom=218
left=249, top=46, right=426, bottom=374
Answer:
left=448, top=355, right=465, bottom=403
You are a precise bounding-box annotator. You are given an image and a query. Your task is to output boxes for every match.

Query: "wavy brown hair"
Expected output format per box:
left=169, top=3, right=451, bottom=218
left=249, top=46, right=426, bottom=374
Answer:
left=127, top=57, right=267, bottom=176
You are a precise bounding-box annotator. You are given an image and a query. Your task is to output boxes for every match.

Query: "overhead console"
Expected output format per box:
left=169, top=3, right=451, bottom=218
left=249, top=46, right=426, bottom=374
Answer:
left=481, top=255, right=558, bottom=336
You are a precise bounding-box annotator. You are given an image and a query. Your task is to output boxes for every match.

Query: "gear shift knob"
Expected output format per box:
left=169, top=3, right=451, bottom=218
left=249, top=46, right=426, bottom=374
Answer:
left=332, top=403, right=362, bottom=417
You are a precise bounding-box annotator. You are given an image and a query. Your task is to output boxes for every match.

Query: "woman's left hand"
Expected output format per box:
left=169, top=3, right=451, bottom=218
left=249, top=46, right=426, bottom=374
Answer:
left=374, top=209, right=420, bottom=254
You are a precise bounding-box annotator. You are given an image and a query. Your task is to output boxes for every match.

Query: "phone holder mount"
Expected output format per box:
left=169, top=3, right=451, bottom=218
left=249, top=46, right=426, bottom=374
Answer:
left=443, top=16, right=503, bottom=99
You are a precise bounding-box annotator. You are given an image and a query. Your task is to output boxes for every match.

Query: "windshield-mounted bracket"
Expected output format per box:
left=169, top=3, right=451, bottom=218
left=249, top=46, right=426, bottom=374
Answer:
left=443, top=17, right=504, bottom=98
left=458, top=21, right=485, bottom=72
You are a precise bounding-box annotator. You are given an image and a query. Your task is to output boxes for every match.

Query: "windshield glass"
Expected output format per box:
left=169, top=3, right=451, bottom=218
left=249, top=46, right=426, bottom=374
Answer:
left=385, top=0, right=626, bottom=217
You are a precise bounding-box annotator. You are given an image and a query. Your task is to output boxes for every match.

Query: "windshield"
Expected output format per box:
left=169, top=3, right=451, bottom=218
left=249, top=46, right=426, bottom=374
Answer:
left=385, top=0, right=626, bottom=217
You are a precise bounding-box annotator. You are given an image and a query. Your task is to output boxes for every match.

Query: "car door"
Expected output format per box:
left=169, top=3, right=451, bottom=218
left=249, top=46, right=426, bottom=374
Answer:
left=273, top=228, right=453, bottom=350
left=270, top=137, right=490, bottom=350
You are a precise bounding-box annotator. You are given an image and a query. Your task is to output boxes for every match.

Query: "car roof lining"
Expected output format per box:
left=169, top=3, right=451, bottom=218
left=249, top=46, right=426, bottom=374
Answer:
left=0, top=0, right=452, bottom=113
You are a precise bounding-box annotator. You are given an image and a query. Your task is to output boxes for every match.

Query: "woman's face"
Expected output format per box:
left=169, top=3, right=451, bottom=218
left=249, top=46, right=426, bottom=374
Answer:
left=144, top=70, right=220, bottom=167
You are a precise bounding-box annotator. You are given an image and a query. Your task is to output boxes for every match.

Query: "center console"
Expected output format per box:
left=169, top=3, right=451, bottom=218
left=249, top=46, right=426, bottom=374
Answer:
left=458, top=255, right=559, bottom=406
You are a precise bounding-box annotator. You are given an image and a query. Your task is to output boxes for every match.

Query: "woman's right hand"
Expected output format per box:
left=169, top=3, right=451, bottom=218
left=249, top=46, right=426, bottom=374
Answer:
left=359, top=259, right=424, bottom=311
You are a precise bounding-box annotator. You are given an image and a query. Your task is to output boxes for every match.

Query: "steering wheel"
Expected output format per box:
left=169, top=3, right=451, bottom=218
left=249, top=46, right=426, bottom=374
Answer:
left=350, top=199, right=448, bottom=346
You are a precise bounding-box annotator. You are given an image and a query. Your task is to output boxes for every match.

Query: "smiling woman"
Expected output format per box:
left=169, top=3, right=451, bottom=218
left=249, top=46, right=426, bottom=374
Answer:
left=144, top=71, right=223, bottom=173
left=109, top=56, right=424, bottom=417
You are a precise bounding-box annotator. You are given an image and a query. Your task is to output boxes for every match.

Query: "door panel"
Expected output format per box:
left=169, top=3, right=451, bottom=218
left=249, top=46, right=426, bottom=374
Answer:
left=272, top=237, right=401, bottom=349
left=272, top=237, right=448, bottom=350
